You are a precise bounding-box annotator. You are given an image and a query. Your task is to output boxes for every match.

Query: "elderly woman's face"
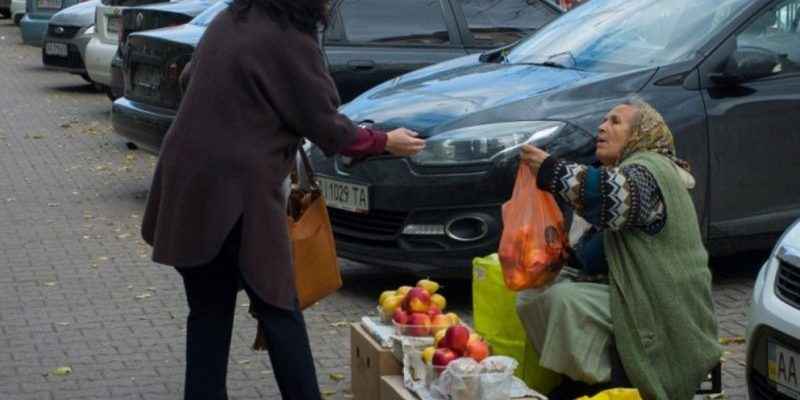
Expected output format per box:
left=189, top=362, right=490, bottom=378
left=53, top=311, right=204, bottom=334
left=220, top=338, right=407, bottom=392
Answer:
left=596, top=105, right=637, bottom=166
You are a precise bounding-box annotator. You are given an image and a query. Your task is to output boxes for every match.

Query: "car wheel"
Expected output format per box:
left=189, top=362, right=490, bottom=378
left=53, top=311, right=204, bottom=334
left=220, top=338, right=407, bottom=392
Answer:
left=80, top=73, right=93, bottom=84
left=126, top=142, right=138, bottom=150
left=105, top=87, right=118, bottom=102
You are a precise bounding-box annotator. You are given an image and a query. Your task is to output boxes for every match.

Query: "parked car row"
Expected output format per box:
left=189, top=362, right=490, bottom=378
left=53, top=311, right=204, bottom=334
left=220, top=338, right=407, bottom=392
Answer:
left=15, top=0, right=216, bottom=97
left=104, top=0, right=800, bottom=277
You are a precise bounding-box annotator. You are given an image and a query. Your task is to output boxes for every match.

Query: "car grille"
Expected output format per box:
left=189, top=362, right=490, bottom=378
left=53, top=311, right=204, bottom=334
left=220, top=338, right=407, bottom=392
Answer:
left=42, top=44, right=84, bottom=70
left=328, top=208, right=408, bottom=242
left=47, top=25, right=81, bottom=39
left=750, top=370, right=796, bottom=400
left=776, top=258, right=800, bottom=310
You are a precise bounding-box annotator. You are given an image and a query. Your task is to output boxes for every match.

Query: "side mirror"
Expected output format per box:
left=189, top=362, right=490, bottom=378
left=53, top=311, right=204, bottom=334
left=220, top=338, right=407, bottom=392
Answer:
left=710, top=47, right=781, bottom=86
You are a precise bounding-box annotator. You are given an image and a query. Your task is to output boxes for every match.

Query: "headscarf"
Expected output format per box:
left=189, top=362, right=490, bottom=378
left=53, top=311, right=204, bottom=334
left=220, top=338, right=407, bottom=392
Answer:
left=619, top=99, right=691, bottom=172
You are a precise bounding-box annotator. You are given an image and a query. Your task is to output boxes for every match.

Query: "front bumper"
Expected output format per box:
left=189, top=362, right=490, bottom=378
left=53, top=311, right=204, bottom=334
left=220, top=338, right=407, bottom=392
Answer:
left=310, top=151, right=517, bottom=276
left=111, top=97, right=174, bottom=154
left=42, top=29, right=92, bottom=74
left=20, top=15, right=50, bottom=47
left=747, top=251, right=800, bottom=399
left=84, top=37, right=117, bottom=86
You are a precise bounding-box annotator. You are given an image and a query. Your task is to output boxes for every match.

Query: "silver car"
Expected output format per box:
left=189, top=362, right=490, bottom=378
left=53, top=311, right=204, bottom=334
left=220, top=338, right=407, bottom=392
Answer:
left=42, top=0, right=100, bottom=83
left=747, top=218, right=800, bottom=399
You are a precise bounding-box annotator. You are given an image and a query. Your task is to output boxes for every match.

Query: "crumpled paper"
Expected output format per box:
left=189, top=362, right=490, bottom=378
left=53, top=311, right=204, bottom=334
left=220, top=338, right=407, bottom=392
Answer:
left=360, top=316, right=395, bottom=348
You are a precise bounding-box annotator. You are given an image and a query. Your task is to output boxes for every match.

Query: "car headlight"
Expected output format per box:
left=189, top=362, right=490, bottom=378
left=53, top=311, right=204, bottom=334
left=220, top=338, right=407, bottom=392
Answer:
left=84, top=25, right=95, bottom=35
left=410, top=121, right=564, bottom=166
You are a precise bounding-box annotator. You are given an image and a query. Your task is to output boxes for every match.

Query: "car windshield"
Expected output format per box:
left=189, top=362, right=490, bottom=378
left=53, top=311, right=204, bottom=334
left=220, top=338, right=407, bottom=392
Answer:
left=191, top=0, right=230, bottom=26
left=505, top=0, right=751, bottom=72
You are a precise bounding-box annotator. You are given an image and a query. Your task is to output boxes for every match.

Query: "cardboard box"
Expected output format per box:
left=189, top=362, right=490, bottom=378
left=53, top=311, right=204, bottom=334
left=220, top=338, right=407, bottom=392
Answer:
left=351, top=322, right=404, bottom=400
left=380, top=375, right=418, bottom=400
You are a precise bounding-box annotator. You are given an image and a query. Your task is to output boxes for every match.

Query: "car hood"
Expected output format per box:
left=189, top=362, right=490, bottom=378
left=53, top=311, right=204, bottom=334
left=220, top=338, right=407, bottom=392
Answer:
left=341, top=54, right=658, bottom=137
left=49, top=0, right=100, bottom=26
left=129, top=21, right=204, bottom=46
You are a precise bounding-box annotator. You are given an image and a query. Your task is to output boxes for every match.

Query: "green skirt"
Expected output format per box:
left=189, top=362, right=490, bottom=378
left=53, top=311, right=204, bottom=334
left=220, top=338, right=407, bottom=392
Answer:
left=516, top=272, right=613, bottom=385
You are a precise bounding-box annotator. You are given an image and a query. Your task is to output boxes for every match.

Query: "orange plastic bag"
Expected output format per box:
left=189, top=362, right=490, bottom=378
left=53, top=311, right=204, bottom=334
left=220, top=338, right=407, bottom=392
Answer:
left=498, top=164, right=568, bottom=290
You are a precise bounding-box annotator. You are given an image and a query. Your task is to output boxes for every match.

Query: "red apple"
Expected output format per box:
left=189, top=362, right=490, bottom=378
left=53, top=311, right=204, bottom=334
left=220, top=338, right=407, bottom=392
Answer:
left=407, top=313, right=432, bottom=336
left=393, top=308, right=409, bottom=325
left=432, top=348, right=458, bottom=368
left=444, top=325, right=471, bottom=353
left=464, top=339, right=490, bottom=362
left=405, top=287, right=432, bottom=313
left=427, top=306, right=442, bottom=318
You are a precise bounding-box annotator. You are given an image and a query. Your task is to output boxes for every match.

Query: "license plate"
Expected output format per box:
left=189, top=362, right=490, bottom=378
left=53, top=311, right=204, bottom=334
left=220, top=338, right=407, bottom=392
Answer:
left=107, top=16, right=121, bottom=34
left=37, top=0, right=61, bottom=9
left=45, top=42, right=68, bottom=57
left=318, top=177, right=369, bottom=213
left=768, top=340, right=800, bottom=399
left=133, top=65, right=161, bottom=90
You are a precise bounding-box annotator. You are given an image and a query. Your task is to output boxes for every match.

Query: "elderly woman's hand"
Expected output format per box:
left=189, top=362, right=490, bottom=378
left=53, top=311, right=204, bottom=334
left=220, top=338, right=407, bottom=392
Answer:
left=520, top=144, right=550, bottom=176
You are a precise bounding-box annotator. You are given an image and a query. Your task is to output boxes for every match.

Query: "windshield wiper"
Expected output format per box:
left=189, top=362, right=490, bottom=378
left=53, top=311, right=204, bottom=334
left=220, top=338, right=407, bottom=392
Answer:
left=531, top=51, right=577, bottom=69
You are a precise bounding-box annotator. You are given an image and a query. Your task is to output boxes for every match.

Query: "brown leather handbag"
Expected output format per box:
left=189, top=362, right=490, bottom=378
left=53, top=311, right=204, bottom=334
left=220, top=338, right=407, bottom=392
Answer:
left=287, top=146, right=342, bottom=310
left=253, top=145, right=341, bottom=351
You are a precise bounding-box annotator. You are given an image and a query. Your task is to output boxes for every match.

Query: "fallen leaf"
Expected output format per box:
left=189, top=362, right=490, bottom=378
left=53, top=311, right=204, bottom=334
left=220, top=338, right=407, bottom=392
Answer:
left=43, top=282, right=57, bottom=287
left=134, top=292, right=152, bottom=300
left=705, top=392, right=726, bottom=399
left=97, top=256, right=109, bottom=261
left=240, top=303, right=250, bottom=308
left=117, top=233, right=131, bottom=239
left=56, top=322, right=70, bottom=326
left=261, top=369, right=273, bottom=374
left=719, top=336, right=746, bottom=345
left=329, top=373, right=345, bottom=381
left=47, top=203, right=60, bottom=207
left=52, top=366, right=72, bottom=376
left=31, top=134, right=45, bottom=139
left=321, top=389, right=337, bottom=397
left=331, top=321, right=349, bottom=328
left=60, top=123, right=72, bottom=128
left=236, top=360, right=251, bottom=365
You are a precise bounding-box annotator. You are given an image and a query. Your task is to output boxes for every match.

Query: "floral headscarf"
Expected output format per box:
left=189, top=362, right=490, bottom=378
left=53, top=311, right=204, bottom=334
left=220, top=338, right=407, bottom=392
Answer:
left=619, top=99, right=691, bottom=172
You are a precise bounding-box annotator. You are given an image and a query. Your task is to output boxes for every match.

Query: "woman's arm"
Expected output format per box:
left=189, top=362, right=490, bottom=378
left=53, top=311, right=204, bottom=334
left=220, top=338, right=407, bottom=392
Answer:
left=537, top=157, right=666, bottom=234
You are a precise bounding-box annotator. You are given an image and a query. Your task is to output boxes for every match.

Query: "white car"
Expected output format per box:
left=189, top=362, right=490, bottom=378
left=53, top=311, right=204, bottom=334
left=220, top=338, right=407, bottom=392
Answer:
left=10, top=0, right=25, bottom=25
left=747, top=218, right=800, bottom=399
left=83, top=1, right=120, bottom=88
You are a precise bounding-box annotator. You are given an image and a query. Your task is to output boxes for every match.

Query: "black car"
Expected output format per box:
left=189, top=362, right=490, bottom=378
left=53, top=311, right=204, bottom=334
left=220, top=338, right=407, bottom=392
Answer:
left=308, top=0, right=800, bottom=276
left=107, top=0, right=218, bottom=100
left=111, top=0, right=562, bottom=153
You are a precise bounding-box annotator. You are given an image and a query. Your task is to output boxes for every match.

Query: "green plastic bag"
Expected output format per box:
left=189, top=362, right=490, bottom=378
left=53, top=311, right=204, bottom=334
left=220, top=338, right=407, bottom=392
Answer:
left=472, top=254, right=562, bottom=394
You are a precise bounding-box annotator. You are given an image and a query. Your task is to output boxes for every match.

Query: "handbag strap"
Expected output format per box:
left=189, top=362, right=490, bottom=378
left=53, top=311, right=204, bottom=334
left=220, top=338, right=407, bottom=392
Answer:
left=293, top=141, right=319, bottom=192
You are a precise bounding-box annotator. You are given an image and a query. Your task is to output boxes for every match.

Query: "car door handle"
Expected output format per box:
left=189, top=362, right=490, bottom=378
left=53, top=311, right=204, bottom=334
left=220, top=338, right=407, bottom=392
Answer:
left=348, top=60, right=376, bottom=72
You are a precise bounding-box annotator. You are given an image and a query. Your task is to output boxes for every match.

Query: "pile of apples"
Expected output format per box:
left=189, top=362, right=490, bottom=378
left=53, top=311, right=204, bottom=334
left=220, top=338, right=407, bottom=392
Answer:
left=378, top=279, right=460, bottom=337
left=421, top=324, right=491, bottom=370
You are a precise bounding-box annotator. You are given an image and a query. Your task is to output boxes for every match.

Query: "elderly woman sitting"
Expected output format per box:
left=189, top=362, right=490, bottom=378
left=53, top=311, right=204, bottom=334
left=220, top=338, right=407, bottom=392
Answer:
left=517, top=99, right=720, bottom=400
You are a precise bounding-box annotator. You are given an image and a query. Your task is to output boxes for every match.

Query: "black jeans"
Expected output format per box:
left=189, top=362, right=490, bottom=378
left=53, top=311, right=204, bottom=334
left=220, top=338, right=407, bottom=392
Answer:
left=176, top=222, right=321, bottom=400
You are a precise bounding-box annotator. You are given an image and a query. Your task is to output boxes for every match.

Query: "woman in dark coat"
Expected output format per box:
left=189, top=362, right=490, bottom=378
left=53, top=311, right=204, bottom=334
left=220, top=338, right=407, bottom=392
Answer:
left=140, top=0, right=425, bottom=398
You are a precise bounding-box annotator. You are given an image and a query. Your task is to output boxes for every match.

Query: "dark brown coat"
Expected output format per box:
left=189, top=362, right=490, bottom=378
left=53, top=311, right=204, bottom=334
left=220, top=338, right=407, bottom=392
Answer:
left=141, top=6, right=358, bottom=310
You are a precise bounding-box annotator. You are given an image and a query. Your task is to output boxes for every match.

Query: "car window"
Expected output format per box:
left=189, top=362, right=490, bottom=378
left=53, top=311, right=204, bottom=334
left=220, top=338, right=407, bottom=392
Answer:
left=737, top=0, right=800, bottom=76
left=335, top=0, right=451, bottom=46
left=506, top=0, right=750, bottom=72
left=458, top=0, right=560, bottom=48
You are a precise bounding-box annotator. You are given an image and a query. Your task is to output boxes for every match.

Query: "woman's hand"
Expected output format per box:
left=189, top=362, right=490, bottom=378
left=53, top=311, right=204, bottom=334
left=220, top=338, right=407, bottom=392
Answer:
left=386, top=128, right=426, bottom=156
left=520, top=144, right=550, bottom=176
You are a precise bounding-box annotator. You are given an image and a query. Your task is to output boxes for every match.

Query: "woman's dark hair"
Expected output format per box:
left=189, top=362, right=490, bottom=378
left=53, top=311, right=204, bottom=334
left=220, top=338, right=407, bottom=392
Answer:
left=230, top=0, right=330, bottom=34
